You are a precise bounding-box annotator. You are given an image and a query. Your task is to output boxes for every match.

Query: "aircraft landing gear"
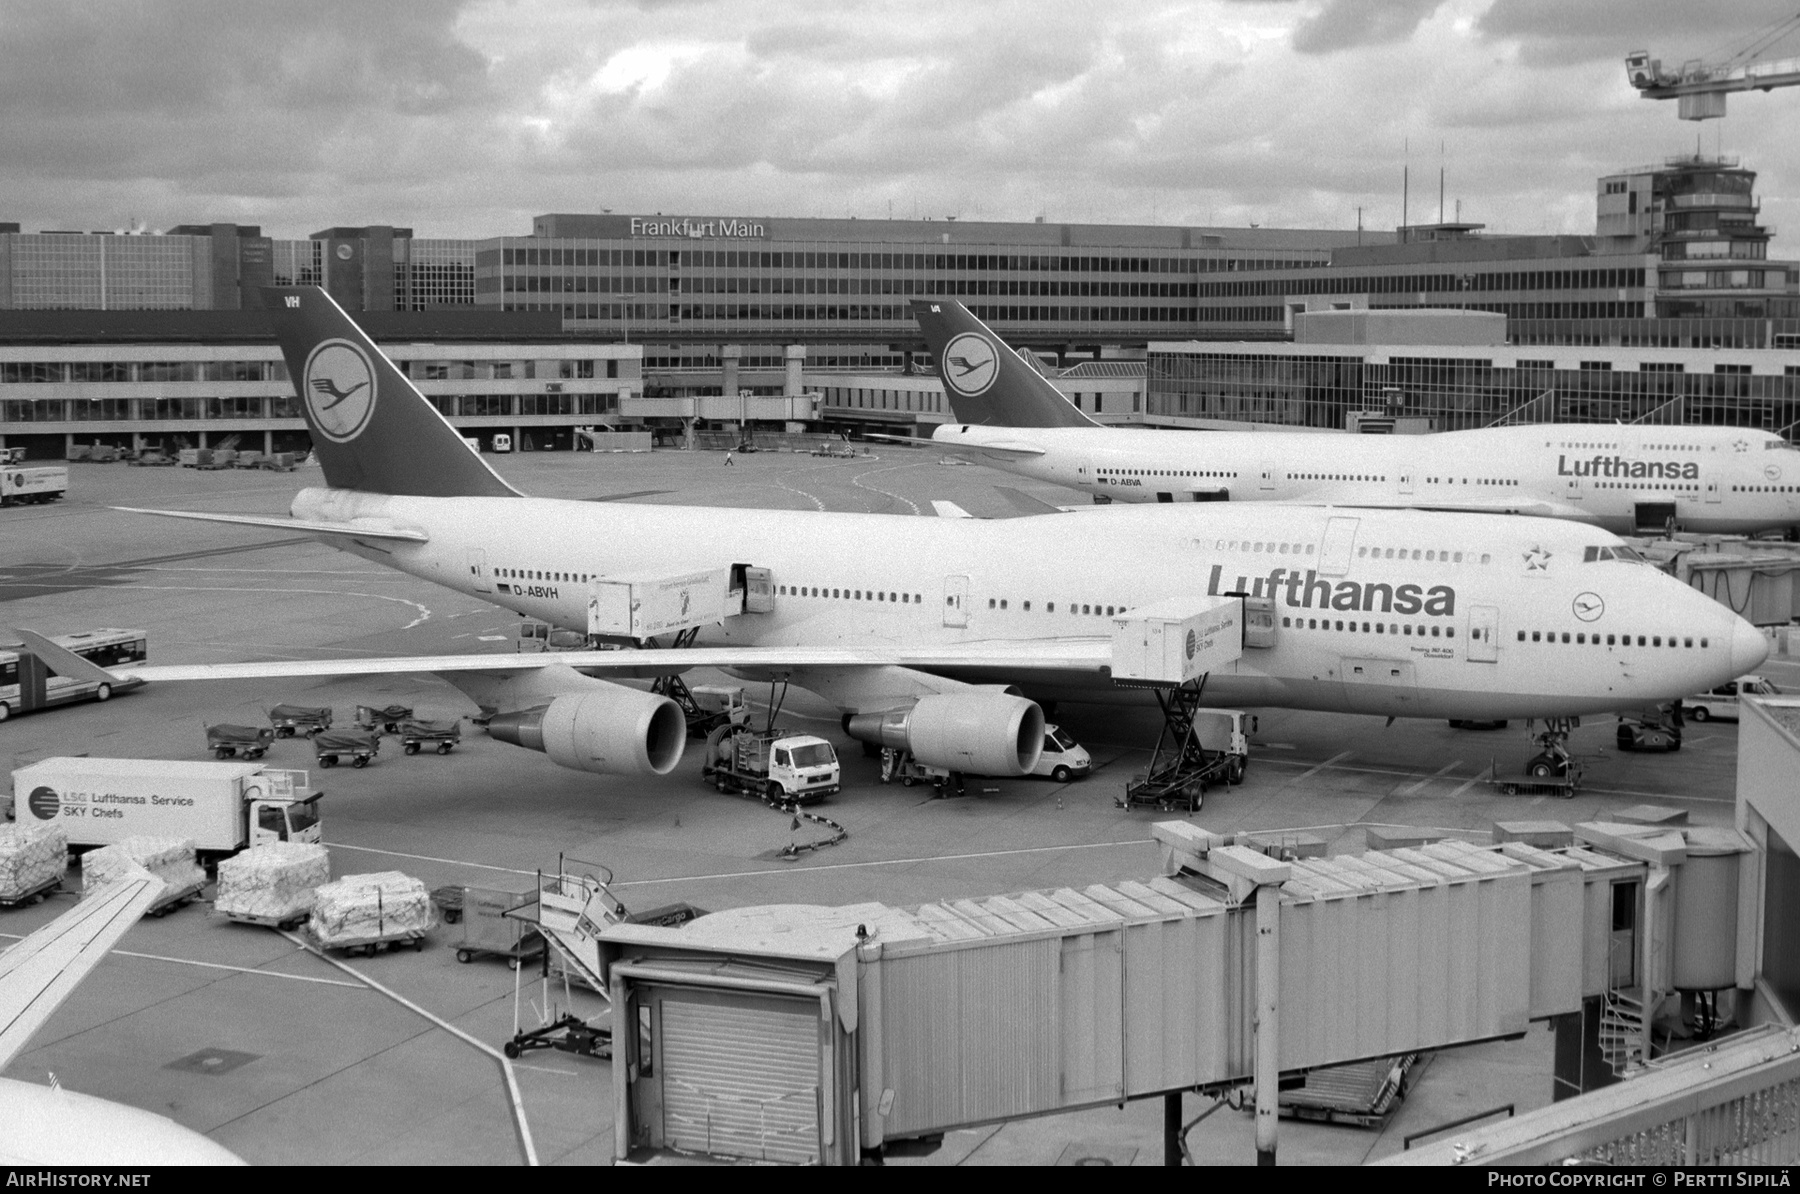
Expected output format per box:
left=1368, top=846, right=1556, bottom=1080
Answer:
left=1524, top=717, right=1578, bottom=778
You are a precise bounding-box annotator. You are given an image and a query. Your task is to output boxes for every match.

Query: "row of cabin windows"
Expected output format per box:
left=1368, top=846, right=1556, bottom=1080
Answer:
left=1360, top=546, right=1490, bottom=564
left=1281, top=617, right=1457, bottom=638
left=1518, top=630, right=1710, bottom=648
left=1099, top=468, right=1237, bottom=478
left=986, top=599, right=1125, bottom=615
left=1592, top=481, right=1699, bottom=491
left=1732, top=484, right=1800, bottom=492
left=500, top=567, right=589, bottom=583
left=777, top=584, right=924, bottom=604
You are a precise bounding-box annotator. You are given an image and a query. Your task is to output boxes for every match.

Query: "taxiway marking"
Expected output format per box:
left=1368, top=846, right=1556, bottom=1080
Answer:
left=1398, top=761, right=1464, bottom=796
left=1296, top=750, right=1354, bottom=782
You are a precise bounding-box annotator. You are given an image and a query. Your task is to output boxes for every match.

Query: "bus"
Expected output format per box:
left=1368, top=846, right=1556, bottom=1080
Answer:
left=50, top=628, right=148, bottom=670
left=0, top=628, right=147, bottom=721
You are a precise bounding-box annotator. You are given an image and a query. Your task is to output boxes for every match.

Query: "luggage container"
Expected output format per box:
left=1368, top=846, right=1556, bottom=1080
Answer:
left=206, top=724, right=274, bottom=760
left=354, top=703, right=413, bottom=733
left=1, top=465, right=67, bottom=507
left=398, top=719, right=461, bottom=755
left=313, top=729, right=378, bottom=768
left=449, top=881, right=544, bottom=966
left=269, top=704, right=332, bottom=737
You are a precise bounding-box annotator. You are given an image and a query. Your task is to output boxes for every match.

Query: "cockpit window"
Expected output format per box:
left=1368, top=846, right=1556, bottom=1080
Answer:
left=1583, top=545, right=1647, bottom=564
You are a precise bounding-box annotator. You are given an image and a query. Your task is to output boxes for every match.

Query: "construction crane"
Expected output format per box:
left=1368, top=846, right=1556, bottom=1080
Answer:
left=1626, top=11, right=1800, bottom=120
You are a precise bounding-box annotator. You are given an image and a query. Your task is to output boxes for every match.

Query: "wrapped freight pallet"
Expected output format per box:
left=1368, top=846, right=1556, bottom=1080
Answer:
left=83, top=836, right=207, bottom=901
left=214, top=841, right=331, bottom=926
left=309, top=870, right=435, bottom=950
left=0, top=822, right=68, bottom=904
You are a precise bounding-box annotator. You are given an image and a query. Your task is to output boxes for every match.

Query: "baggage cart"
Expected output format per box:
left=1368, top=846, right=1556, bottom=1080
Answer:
left=305, top=884, right=429, bottom=956
left=1485, top=759, right=1581, bottom=799
left=129, top=448, right=176, bottom=466
left=355, top=703, right=413, bottom=733
left=215, top=906, right=310, bottom=932
left=0, top=874, right=63, bottom=909
left=398, top=718, right=461, bottom=755
left=313, top=729, right=378, bottom=768
left=269, top=703, right=332, bottom=737
left=146, top=876, right=208, bottom=918
left=308, top=924, right=427, bottom=956
left=206, top=723, right=274, bottom=760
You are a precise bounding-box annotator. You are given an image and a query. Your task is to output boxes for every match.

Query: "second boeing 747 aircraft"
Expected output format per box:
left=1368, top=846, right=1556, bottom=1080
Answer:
left=903, top=301, right=1800, bottom=536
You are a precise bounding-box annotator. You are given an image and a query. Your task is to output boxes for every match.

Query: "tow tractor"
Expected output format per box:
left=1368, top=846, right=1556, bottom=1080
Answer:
left=1617, top=703, right=1683, bottom=752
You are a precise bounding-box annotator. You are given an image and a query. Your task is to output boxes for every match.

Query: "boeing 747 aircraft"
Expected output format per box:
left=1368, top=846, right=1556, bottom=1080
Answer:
left=113, top=288, right=1764, bottom=788
left=901, top=301, right=1800, bottom=536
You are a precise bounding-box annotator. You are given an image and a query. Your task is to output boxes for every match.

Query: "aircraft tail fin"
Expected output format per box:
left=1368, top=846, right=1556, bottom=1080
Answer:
left=7, top=629, right=121, bottom=687
left=911, top=300, right=1100, bottom=429
left=261, top=287, right=521, bottom=498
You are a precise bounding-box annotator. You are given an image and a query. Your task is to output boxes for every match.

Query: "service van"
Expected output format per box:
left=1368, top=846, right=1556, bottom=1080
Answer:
left=1031, top=724, right=1092, bottom=783
left=1685, top=675, right=1782, bottom=722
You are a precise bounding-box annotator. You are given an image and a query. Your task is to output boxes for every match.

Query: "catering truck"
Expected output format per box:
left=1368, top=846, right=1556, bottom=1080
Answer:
left=0, top=462, right=67, bottom=507
left=10, top=758, right=322, bottom=855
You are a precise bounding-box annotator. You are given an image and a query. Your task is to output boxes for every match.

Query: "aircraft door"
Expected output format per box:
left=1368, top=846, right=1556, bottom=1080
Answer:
left=1397, top=471, right=1414, bottom=497
left=1259, top=462, right=1276, bottom=491
left=1317, top=516, right=1360, bottom=577
left=467, top=549, right=491, bottom=593
left=1467, top=605, right=1499, bottom=662
left=943, top=574, right=970, bottom=627
left=1705, top=477, right=1721, bottom=504
left=1564, top=472, right=1584, bottom=502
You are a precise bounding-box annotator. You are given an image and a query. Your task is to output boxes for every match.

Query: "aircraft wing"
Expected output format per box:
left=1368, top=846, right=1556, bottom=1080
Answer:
left=130, top=639, right=1116, bottom=683
left=0, top=872, right=166, bottom=1070
left=112, top=506, right=429, bottom=543
left=866, top=433, right=1045, bottom=460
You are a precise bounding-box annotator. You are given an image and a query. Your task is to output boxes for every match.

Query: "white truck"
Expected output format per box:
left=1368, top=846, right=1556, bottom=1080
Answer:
left=0, top=463, right=67, bottom=507
left=10, top=758, right=322, bottom=856
left=702, top=726, right=840, bottom=804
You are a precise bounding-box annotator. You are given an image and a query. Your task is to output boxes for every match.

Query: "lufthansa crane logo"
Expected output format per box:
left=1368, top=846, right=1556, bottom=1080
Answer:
left=941, top=332, right=999, bottom=398
left=303, top=338, right=378, bottom=443
left=1185, top=629, right=1197, bottom=661
left=1573, top=592, right=1605, bottom=622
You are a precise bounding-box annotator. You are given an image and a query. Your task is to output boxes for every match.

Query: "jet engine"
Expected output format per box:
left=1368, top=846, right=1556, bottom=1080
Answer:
left=486, top=684, right=686, bottom=776
left=844, top=692, right=1043, bottom=776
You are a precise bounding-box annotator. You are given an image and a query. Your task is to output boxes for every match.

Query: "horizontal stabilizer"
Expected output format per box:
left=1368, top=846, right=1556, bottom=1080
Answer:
left=113, top=506, right=429, bottom=542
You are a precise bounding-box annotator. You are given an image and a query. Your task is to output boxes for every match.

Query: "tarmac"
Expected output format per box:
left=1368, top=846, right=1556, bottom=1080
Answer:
left=1, top=445, right=1791, bottom=1166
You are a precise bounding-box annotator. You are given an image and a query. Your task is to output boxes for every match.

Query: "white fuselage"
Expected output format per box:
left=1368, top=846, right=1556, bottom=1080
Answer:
left=296, top=487, right=1761, bottom=721
left=934, top=423, right=1800, bottom=535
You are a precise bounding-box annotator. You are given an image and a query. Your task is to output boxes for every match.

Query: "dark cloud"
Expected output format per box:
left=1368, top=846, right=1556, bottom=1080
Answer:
left=1476, top=0, right=1800, bottom=67
left=1292, top=0, right=1448, bottom=55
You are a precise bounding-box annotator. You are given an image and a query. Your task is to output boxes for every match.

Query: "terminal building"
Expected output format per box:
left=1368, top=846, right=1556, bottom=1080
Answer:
left=2, top=154, right=1798, bottom=457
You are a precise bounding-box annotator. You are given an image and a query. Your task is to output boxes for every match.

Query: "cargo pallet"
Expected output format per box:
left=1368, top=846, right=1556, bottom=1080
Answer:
left=0, top=875, right=63, bottom=909
left=354, top=704, right=414, bottom=734
left=398, top=720, right=460, bottom=755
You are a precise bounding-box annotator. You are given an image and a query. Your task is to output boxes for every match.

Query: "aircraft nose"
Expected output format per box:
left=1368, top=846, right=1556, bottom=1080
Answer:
left=1731, top=617, right=1771, bottom=677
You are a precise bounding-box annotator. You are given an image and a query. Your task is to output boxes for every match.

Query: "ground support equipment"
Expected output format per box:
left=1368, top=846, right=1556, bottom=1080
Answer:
left=206, top=723, right=273, bottom=760
left=0, top=875, right=62, bottom=909
left=269, top=704, right=333, bottom=737
left=398, top=719, right=461, bottom=755
left=146, top=878, right=208, bottom=918
left=314, top=729, right=379, bottom=768
left=309, top=928, right=427, bottom=957
left=1117, top=679, right=1231, bottom=813
left=1485, top=759, right=1582, bottom=799
left=355, top=704, right=414, bottom=733
left=430, top=885, right=465, bottom=924
left=216, top=908, right=310, bottom=932
left=1278, top=1054, right=1417, bottom=1127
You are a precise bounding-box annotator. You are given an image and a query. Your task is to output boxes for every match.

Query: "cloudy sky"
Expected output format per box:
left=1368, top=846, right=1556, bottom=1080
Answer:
left=3, top=0, right=1798, bottom=249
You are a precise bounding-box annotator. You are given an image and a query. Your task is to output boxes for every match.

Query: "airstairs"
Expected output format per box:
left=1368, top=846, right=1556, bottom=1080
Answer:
left=1599, top=988, right=1650, bottom=1075
left=521, top=860, right=628, bottom=999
